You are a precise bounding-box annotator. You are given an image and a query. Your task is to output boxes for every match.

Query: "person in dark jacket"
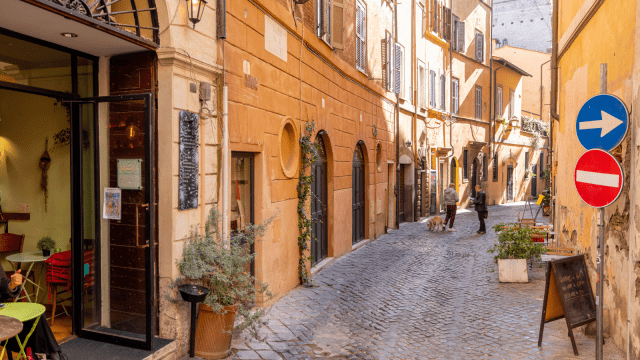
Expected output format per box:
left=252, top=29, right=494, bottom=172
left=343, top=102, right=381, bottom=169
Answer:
left=0, top=269, right=63, bottom=359
left=473, top=185, right=487, bottom=234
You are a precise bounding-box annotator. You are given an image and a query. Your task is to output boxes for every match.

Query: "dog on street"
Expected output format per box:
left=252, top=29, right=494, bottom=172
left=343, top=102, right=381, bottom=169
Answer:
left=427, top=216, right=445, bottom=231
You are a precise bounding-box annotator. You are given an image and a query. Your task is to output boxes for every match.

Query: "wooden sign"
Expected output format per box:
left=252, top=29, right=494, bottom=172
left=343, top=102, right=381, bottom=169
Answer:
left=538, top=255, right=596, bottom=356
left=179, top=110, right=199, bottom=211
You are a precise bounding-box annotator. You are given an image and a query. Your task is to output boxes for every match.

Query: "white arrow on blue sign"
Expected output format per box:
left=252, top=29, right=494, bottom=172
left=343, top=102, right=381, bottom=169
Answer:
left=575, top=94, right=629, bottom=151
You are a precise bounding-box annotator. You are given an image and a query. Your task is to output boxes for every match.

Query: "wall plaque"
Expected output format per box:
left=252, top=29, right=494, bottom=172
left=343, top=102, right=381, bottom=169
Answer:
left=179, top=110, right=199, bottom=210
left=117, top=159, right=143, bottom=190
left=265, top=15, right=287, bottom=62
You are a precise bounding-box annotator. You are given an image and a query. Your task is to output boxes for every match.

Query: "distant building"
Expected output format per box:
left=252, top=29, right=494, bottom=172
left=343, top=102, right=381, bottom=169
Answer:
left=492, top=0, right=552, bottom=53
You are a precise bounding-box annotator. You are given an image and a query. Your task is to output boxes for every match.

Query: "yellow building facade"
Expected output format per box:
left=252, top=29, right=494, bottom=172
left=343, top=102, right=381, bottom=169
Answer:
left=552, top=0, right=640, bottom=356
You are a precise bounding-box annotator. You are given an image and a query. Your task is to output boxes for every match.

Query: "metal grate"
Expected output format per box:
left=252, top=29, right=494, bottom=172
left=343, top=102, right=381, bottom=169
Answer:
left=44, top=0, right=159, bottom=44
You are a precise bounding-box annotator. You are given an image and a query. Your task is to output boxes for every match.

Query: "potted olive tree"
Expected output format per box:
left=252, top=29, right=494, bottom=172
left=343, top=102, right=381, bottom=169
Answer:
left=37, top=236, right=56, bottom=256
left=169, top=209, right=273, bottom=359
left=488, top=223, right=546, bottom=283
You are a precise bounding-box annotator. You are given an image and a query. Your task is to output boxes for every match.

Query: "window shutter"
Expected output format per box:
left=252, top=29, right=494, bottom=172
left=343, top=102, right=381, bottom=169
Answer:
left=457, top=21, right=465, bottom=52
left=422, top=9, right=427, bottom=37
left=430, top=0, right=435, bottom=32
left=394, top=43, right=401, bottom=95
left=419, top=66, right=426, bottom=108
left=452, top=16, right=458, bottom=51
left=446, top=8, right=452, bottom=41
left=318, top=0, right=324, bottom=37
left=356, top=3, right=365, bottom=72
left=475, top=32, right=483, bottom=61
left=434, top=0, right=439, bottom=34
left=440, top=74, right=445, bottom=110
left=452, top=79, right=459, bottom=114
left=381, top=38, right=387, bottom=90
left=331, top=0, right=344, bottom=49
left=463, top=150, right=468, bottom=179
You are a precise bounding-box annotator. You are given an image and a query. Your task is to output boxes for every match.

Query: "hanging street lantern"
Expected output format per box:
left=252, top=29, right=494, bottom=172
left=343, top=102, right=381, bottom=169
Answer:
left=186, top=0, right=207, bottom=29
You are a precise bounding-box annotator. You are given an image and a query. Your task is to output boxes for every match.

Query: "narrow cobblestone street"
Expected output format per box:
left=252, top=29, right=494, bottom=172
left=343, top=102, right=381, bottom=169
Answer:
left=226, top=203, right=624, bottom=360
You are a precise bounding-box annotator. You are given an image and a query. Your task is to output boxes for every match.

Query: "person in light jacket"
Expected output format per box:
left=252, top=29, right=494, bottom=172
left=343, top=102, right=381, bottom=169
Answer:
left=442, top=183, right=459, bottom=232
left=473, top=185, right=488, bottom=234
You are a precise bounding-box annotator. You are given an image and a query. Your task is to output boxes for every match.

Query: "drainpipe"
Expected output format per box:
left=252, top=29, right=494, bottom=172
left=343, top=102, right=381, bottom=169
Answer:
left=412, top=0, right=418, bottom=222
left=549, top=0, right=559, bottom=227
left=540, top=59, right=551, bottom=121
left=394, top=0, right=400, bottom=228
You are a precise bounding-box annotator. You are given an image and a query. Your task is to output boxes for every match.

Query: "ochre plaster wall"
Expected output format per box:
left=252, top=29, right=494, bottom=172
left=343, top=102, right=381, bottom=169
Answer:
left=554, top=0, right=637, bottom=355
left=224, top=0, right=396, bottom=305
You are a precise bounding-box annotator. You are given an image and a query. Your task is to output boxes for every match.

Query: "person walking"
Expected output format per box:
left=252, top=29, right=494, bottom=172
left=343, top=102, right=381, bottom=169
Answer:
left=443, top=183, right=459, bottom=231
left=473, top=185, right=487, bottom=234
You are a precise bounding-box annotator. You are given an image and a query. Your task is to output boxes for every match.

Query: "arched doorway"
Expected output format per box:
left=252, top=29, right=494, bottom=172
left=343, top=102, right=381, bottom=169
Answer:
left=352, top=143, right=366, bottom=245
left=311, top=135, right=328, bottom=266
left=450, top=157, right=459, bottom=193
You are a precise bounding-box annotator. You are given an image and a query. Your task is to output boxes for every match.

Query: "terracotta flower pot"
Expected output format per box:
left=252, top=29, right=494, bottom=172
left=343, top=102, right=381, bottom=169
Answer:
left=195, top=303, right=238, bottom=359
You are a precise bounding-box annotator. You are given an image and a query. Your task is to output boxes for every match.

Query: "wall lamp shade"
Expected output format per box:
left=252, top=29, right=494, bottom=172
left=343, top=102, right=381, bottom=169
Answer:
left=186, top=0, right=207, bottom=29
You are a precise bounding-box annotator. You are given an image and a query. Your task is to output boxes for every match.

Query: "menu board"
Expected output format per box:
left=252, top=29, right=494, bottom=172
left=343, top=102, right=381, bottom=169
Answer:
left=179, top=110, right=199, bottom=210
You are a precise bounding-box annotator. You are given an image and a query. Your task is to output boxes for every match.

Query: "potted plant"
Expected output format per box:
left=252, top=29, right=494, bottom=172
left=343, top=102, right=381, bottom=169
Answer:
left=169, top=209, right=273, bottom=359
left=488, top=223, right=546, bottom=283
left=541, top=189, right=551, bottom=216
left=37, top=236, right=56, bottom=256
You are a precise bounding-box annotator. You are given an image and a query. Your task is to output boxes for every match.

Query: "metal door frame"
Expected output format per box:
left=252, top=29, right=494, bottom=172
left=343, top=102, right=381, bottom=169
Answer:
left=507, top=165, right=514, bottom=202
left=70, top=93, right=155, bottom=350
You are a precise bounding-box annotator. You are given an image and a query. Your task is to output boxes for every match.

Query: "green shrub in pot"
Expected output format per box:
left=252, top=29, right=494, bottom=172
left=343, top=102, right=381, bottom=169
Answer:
left=168, top=208, right=274, bottom=337
left=37, top=237, right=56, bottom=254
left=488, top=223, right=547, bottom=262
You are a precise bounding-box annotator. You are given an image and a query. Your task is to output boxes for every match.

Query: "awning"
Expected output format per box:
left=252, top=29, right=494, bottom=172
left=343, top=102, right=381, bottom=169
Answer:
left=1, top=0, right=159, bottom=57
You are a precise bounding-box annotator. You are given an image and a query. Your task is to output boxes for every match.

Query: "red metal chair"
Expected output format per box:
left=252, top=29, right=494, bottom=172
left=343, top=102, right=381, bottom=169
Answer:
left=45, top=249, right=95, bottom=325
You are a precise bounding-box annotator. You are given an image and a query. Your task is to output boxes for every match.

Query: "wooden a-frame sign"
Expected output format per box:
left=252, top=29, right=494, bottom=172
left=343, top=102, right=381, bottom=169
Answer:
left=537, top=255, right=596, bottom=356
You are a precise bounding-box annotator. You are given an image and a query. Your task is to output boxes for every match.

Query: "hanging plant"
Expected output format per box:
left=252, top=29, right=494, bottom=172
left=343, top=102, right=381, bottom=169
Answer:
left=296, top=120, right=318, bottom=285
left=39, top=139, right=51, bottom=212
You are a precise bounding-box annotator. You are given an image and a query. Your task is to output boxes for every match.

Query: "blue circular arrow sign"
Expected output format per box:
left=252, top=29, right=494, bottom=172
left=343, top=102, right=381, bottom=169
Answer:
left=576, top=94, right=629, bottom=151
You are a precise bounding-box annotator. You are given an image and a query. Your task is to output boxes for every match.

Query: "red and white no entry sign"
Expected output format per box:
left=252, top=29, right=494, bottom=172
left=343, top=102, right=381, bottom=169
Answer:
left=574, top=149, right=624, bottom=208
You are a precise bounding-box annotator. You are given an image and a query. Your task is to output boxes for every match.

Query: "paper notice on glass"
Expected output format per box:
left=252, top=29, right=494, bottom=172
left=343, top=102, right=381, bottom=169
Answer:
left=118, top=159, right=143, bottom=190
left=103, top=187, right=122, bottom=220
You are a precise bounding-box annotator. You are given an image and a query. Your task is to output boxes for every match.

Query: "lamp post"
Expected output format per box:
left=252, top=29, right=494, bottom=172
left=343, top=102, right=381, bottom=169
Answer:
left=186, top=0, right=207, bottom=29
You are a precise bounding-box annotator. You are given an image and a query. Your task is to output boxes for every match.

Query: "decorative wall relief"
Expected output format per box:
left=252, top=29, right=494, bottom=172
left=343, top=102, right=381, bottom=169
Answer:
left=179, top=110, right=199, bottom=210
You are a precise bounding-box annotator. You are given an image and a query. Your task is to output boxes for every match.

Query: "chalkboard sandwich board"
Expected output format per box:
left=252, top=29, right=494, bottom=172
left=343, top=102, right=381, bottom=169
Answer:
left=537, top=255, right=596, bottom=356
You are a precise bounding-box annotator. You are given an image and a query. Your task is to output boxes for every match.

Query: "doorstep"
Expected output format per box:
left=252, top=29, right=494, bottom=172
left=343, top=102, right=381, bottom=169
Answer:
left=311, top=257, right=334, bottom=275
left=352, top=239, right=370, bottom=251
left=59, top=336, right=177, bottom=360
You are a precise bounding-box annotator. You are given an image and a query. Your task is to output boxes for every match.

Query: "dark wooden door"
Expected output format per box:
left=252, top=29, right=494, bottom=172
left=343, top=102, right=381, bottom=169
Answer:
left=398, top=165, right=405, bottom=221
left=311, top=136, right=328, bottom=266
left=471, top=158, right=478, bottom=198
left=352, top=144, right=365, bottom=244
left=507, top=165, right=514, bottom=201
left=415, top=167, right=422, bottom=220
left=430, top=170, right=437, bottom=215
left=531, top=164, right=537, bottom=196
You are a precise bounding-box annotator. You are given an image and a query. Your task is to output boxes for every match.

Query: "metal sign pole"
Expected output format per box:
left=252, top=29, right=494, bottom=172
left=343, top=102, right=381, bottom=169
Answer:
left=595, top=63, right=607, bottom=360
left=596, top=207, right=604, bottom=360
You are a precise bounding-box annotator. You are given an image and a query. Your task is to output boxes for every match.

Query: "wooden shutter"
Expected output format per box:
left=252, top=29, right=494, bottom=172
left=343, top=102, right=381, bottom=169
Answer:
left=452, top=79, right=458, bottom=114
left=356, top=3, right=365, bottom=71
left=475, top=32, right=483, bottom=61
left=440, top=74, right=445, bottom=110
left=452, top=16, right=458, bottom=51
left=318, top=0, right=324, bottom=37
left=457, top=21, right=465, bottom=52
left=430, top=0, right=435, bottom=32
left=429, top=70, right=436, bottom=106
left=422, top=8, right=427, bottom=36
left=444, top=8, right=451, bottom=41
left=394, top=43, right=402, bottom=94
left=381, top=38, right=387, bottom=90
left=434, top=0, right=439, bottom=34
left=331, top=0, right=344, bottom=49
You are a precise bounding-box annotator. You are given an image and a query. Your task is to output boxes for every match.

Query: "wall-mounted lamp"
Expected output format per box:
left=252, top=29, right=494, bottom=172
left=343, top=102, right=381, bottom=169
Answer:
left=186, top=0, right=207, bottom=29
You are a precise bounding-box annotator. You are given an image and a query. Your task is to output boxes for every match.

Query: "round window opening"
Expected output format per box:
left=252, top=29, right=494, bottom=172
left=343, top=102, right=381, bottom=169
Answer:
left=376, top=143, right=382, bottom=171
left=279, top=118, right=299, bottom=178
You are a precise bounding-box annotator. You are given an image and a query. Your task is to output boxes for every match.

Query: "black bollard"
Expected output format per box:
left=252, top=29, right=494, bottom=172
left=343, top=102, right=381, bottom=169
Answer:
left=178, top=284, right=210, bottom=359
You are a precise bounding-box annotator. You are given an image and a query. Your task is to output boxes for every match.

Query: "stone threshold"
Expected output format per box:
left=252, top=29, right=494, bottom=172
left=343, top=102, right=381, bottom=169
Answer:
left=352, top=239, right=370, bottom=251
left=59, top=336, right=177, bottom=360
left=311, top=257, right=335, bottom=275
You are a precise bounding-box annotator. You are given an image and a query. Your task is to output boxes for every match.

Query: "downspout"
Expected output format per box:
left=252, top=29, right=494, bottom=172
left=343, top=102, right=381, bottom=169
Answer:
left=540, top=59, right=551, bottom=120
left=221, top=1, right=230, bottom=244
left=412, top=0, right=418, bottom=222
left=448, top=0, right=454, bottom=167
left=549, top=0, right=559, bottom=226
left=394, top=0, right=400, bottom=228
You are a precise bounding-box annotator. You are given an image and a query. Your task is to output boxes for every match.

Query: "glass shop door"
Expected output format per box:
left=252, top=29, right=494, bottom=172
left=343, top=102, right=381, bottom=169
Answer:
left=69, top=93, right=155, bottom=350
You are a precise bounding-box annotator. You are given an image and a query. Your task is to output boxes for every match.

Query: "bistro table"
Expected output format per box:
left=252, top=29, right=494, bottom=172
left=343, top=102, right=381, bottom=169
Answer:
left=6, top=252, right=50, bottom=303
left=0, top=303, right=44, bottom=359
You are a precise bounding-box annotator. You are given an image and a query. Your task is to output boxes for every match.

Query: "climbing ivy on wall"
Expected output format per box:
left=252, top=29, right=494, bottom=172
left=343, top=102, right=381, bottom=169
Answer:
left=297, top=121, right=318, bottom=285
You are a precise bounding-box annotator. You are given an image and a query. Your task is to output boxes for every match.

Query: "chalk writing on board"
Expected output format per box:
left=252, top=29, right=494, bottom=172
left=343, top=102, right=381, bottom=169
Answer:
left=179, top=110, right=199, bottom=210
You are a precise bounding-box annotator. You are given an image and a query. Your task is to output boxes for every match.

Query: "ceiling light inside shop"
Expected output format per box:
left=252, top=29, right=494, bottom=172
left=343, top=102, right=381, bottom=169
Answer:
left=61, top=33, right=78, bottom=38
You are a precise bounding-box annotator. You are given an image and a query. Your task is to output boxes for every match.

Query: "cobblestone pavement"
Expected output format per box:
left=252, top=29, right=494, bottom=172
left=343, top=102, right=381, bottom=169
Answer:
left=224, top=203, right=625, bottom=360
